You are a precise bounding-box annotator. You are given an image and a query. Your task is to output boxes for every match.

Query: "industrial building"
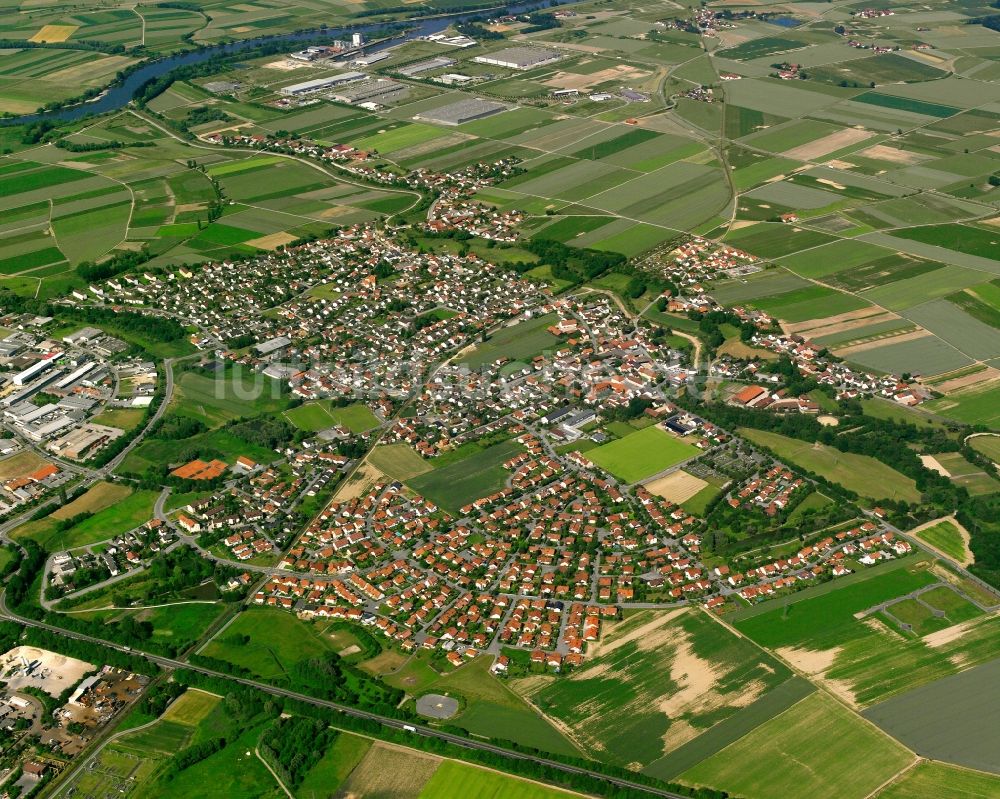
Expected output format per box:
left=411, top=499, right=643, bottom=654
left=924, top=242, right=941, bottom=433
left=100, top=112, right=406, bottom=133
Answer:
left=473, top=47, right=562, bottom=71
left=396, top=57, right=455, bottom=77
left=330, top=78, right=408, bottom=106
left=414, top=98, right=509, bottom=126
left=351, top=51, right=391, bottom=67
left=12, top=353, right=59, bottom=387
left=279, top=72, right=366, bottom=96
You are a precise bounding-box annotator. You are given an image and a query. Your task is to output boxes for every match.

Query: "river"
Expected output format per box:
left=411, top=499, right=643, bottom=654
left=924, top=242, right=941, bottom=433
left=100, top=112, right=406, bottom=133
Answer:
left=1, top=0, right=567, bottom=127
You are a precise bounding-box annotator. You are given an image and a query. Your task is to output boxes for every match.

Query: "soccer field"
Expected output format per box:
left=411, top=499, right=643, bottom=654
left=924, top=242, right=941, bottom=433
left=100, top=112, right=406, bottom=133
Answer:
left=588, top=426, right=699, bottom=483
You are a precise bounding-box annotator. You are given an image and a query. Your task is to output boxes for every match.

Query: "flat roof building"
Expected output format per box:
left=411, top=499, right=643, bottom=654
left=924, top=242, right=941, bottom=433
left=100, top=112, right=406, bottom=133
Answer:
left=473, top=47, right=562, bottom=71
left=396, top=57, right=455, bottom=77
left=414, top=98, right=509, bottom=126
left=279, top=72, right=366, bottom=96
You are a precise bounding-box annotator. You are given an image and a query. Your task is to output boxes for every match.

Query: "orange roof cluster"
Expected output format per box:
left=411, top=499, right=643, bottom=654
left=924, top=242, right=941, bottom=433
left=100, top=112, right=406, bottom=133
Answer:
left=171, top=459, right=228, bottom=480
left=28, top=464, right=59, bottom=482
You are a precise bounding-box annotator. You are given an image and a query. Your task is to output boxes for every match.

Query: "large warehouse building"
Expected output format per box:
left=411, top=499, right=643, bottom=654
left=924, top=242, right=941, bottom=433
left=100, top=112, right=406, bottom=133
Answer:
left=473, top=47, right=562, bottom=71
left=279, top=72, right=366, bottom=96
left=413, top=98, right=509, bottom=126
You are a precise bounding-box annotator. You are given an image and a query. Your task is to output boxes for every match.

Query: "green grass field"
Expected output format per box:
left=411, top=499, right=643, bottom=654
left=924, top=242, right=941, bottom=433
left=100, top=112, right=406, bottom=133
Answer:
left=408, top=440, right=525, bottom=514
left=459, top=313, right=561, bottom=368
left=285, top=401, right=379, bottom=433
left=914, top=520, right=971, bottom=563
left=969, top=434, right=1000, bottom=463
left=14, top=487, right=158, bottom=549
left=160, top=688, right=221, bottom=725
left=297, top=733, right=372, bottom=799
left=739, top=428, right=921, bottom=503
left=875, top=761, right=1000, bottom=798
left=681, top=693, right=912, bottom=799
left=418, top=760, right=578, bottom=799
left=927, top=385, right=1000, bottom=428
left=367, top=443, right=433, bottom=481
left=588, top=426, right=699, bottom=484
left=200, top=607, right=337, bottom=679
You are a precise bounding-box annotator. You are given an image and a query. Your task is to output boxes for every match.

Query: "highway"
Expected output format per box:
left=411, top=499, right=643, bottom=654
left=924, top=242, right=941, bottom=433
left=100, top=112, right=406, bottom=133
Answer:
left=0, top=595, right=691, bottom=799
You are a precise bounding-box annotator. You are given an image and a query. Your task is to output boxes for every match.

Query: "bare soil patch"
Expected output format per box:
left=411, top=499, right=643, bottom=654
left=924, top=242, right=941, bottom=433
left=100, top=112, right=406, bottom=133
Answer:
left=934, top=367, right=1000, bottom=395
left=783, top=127, right=874, bottom=161
left=858, top=144, right=930, bottom=165
left=785, top=306, right=893, bottom=337
left=644, top=470, right=707, bottom=503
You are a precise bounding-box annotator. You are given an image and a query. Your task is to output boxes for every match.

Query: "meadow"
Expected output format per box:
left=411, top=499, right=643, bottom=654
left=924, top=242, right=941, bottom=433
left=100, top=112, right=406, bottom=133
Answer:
left=407, top=440, right=525, bottom=514
left=199, top=607, right=337, bottom=680
left=459, top=314, right=561, bottom=369
left=738, top=428, right=920, bottom=503
left=588, top=426, right=699, bottom=484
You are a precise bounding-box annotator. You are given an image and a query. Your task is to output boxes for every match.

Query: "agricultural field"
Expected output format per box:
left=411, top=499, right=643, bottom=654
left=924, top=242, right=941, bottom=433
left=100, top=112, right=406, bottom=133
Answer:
left=875, top=762, right=1000, bottom=798
left=912, top=519, right=973, bottom=564
left=588, top=426, right=699, bottom=484
left=680, top=693, right=913, bottom=799
left=512, top=609, right=793, bottom=770
left=864, top=656, right=1000, bottom=775
left=735, top=557, right=1000, bottom=707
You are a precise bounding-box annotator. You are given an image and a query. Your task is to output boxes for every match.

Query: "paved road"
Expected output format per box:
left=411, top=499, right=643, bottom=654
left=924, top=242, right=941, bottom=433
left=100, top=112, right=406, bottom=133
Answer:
left=0, top=595, right=689, bottom=799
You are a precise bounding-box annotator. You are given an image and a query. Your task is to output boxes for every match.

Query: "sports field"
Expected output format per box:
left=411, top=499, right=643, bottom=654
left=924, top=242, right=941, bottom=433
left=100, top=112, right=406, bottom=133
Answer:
left=681, top=693, right=913, bottom=799
left=588, top=426, right=699, bottom=484
left=285, top=401, right=379, bottom=433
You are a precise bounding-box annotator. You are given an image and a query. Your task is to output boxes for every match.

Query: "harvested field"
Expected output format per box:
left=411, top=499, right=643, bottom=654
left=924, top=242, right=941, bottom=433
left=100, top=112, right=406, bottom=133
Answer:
left=783, top=128, right=875, bottom=161
left=834, top=328, right=933, bottom=357
left=29, top=25, right=78, bottom=42
left=332, top=462, right=385, bottom=502
left=244, top=232, right=295, bottom=250
left=544, top=65, right=648, bottom=91
left=858, top=144, right=930, bottom=165
left=785, top=307, right=899, bottom=338
left=338, top=742, right=439, bottom=797
left=933, top=367, right=1000, bottom=395
left=919, top=455, right=950, bottom=477
left=644, top=470, right=708, bottom=503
